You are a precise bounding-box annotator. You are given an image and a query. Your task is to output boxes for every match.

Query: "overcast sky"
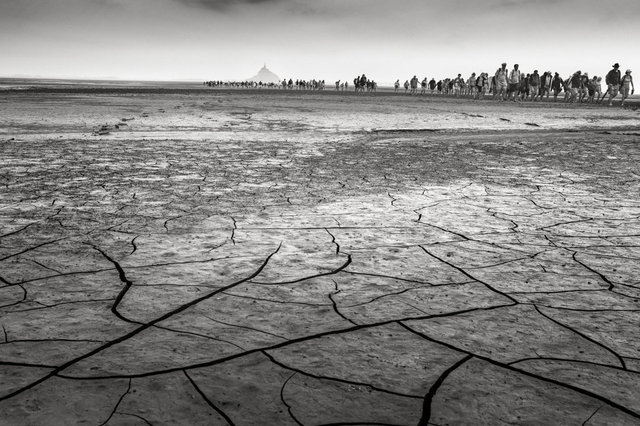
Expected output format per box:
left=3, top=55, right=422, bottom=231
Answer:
left=1, top=0, right=638, bottom=83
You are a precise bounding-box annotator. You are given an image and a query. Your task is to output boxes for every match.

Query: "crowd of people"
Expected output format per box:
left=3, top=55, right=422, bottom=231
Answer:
left=203, top=79, right=327, bottom=90
left=203, top=80, right=283, bottom=88
left=203, top=62, right=635, bottom=106
left=393, top=62, right=634, bottom=106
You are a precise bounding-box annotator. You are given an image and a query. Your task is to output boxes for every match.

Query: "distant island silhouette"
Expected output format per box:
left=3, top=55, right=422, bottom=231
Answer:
left=246, top=64, right=280, bottom=84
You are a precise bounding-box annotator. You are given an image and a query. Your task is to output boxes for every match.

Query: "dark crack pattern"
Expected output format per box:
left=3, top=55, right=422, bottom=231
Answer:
left=1, top=90, right=640, bottom=425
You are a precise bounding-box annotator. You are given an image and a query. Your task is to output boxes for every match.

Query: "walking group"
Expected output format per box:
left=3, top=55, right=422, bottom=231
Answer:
left=204, top=61, right=634, bottom=107
left=396, top=62, right=634, bottom=106
left=491, top=62, right=634, bottom=106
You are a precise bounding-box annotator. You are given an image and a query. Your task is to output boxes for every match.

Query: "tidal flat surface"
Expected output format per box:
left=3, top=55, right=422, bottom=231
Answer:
left=1, top=88, right=640, bottom=425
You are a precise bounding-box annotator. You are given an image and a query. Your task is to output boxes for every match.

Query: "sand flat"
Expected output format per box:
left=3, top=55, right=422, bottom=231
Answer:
left=1, top=88, right=640, bottom=425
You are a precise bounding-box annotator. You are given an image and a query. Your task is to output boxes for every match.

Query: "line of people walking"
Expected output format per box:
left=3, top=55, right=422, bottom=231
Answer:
left=394, top=62, right=634, bottom=106
left=493, top=62, right=634, bottom=106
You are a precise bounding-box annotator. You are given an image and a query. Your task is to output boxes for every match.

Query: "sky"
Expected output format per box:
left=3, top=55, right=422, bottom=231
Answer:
left=1, top=0, right=639, bottom=84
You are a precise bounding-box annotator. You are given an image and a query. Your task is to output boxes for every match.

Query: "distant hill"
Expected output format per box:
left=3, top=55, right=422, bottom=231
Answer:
left=246, top=64, right=280, bottom=84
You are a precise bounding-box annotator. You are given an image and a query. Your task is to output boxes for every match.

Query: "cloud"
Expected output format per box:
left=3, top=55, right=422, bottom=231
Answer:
left=172, top=0, right=283, bottom=11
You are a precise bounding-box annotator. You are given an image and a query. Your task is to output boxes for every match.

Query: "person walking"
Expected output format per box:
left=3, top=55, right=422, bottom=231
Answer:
left=551, top=72, right=563, bottom=102
left=568, top=71, right=582, bottom=103
left=494, top=63, right=509, bottom=101
left=540, top=71, right=552, bottom=101
left=586, top=76, right=598, bottom=103
left=518, top=73, right=529, bottom=102
left=410, top=75, right=419, bottom=95
left=508, top=64, right=522, bottom=101
left=606, top=63, right=622, bottom=106
left=529, top=70, right=541, bottom=101
left=579, top=72, right=590, bottom=103
left=620, top=69, right=634, bottom=106
left=474, top=73, right=486, bottom=99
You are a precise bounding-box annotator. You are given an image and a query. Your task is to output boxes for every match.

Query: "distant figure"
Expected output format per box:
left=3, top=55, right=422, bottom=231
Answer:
left=529, top=70, right=540, bottom=101
left=594, top=76, right=603, bottom=102
left=551, top=72, right=563, bottom=102
left=467, top=73, right=476, bottom=97
left=394, top=79, right=400, bottom=93
left=606, top=63, right=622, bottom=106
left=562, top=76, right=572, bottom=102
left=429, top=78, right=436, bottom=94
left=508, top=64, right=521, bottom=101
left=540, top=71, right=552, bottom=101
left=518, top=73, right=529, bottom=101
left=586, top=76, right=598, bottom=103
left=453, top=74, right=463, bottom=97
left=620, top=69, right=634, bottom=106
left=335, top=80, right=340, bottom=91
left=568, top=71, right=582, bottom=103
left=579, top=72, right=590, bottom=103
left=421, top=77, right=428, bottom=94
left=474, top=73, right=486, bottom=99
left=494, top=63, right=509, bottom=101
left=410, top=75, right=419, bottom=94
left=404, top=80, right=410, bottom=93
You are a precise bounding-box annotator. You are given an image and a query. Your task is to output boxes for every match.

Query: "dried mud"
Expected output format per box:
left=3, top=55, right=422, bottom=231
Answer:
left=1, top=89, right=640, bottom=425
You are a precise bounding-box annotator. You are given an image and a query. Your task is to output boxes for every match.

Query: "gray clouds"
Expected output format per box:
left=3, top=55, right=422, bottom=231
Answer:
left=172, top=0, right=283, bottom=11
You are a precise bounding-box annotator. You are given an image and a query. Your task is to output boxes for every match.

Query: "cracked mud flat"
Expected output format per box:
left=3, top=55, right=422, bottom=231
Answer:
left=1, top=88, right=640, bottom=425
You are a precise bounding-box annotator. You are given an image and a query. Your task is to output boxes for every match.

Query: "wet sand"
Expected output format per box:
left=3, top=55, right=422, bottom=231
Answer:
left=1, top=88, right=640, bottom=425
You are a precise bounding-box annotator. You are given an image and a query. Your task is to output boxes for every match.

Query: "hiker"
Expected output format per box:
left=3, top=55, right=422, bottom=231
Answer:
left=606, top=63, right=622, bottom=106
left=494, top=63, right=509, bottom=101
left=529, top=70, right=541, bottom=101
left=467, top=73, right=476, bottom=96
left=410, top=75, right=419, bottom=95
left=540, top=71, right=552, bottom=101
left=508, top=64, right=521, bottom=101
left=568, top=71, right=582, bottom=103
left=563, top=76, right=572, bottom=102
left=620, top=69, right=634, bottom=106
left=578, top=72, right=590, bottom=102
left=586, top=76, right=598, bottom=103
left=550, top=73, right=563, bottom=102
left=518, top=73, right=529, bottom=102
left=394, top=79, right=400, bottom=93
left=404, top=80, right=410, bottom=93
left=475, top=73, right=486, bottom=99
left=453, top=74, right=463, bottom=97
left=421, top=77, right=428, bottom=94
left=594, top=77, right=603, bottom=102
